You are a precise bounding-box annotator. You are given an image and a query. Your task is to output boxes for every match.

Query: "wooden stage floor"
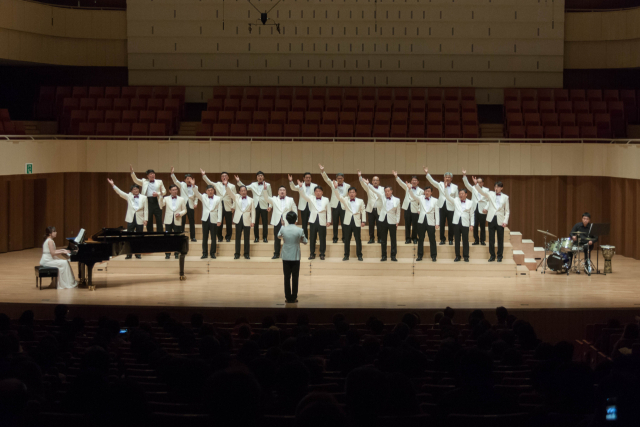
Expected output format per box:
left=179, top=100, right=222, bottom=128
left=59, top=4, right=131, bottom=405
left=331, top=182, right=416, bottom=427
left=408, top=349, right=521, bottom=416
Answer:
left=4, top=247, right=640, bottom=311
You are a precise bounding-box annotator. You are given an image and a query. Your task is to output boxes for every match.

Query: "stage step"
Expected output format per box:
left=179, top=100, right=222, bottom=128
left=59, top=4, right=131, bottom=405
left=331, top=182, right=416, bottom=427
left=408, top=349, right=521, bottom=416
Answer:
left=510, top=231, right=522, bottom=246
left=534, top=247, right=546, bottom=260
left=516, top=265, right=530, bottom=276
left=521, top=239, right=535, bottom=259
left=524, top=258, right=537, bottom=270
left=104, top=255, right=519, bottom=277
left=512, top=250, right=525, bottom=265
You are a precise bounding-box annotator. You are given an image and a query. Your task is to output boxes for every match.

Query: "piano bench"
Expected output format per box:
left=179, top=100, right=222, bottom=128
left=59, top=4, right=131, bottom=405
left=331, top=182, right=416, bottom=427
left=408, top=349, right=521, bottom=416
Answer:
left=35, top=266, right=58, bottom=290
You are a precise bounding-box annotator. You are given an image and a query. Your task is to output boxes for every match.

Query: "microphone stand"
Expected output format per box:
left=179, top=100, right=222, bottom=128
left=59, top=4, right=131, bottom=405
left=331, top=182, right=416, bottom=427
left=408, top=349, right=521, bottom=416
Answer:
left=536, top=233, right=549, bottom=274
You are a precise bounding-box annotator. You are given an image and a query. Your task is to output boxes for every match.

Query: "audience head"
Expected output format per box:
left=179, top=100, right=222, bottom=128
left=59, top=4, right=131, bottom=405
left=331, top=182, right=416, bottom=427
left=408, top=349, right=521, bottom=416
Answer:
left=444, top=306, right=455, bottom=320
left=495, top=306, right=508, bottom=324
left=190, top=312, right=204, bottom=328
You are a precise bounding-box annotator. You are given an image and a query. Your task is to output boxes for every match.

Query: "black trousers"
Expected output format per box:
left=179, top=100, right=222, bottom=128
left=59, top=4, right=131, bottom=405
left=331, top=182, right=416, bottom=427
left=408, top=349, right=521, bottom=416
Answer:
left=184, top=204, right=196, bottom=240
left=147, top=197, right=163, bottom=233
left=254, top=205, right=269, bottom=239
left=454, top=223, right=470, bottom=258
left=273, top=222, right=283, bottom=255
left=368, top=208, right=380, bottom=241
left=202, top=219, right=218, bottom=256
left=235, top=217, right=251, bottom=256
left=343, top=223, right=362, bottom=258
left=301, top=206, right=311, bottom=239
left=283, top=260, right=300, bottom=301
left=439, top=206, right=454, bottom=242
left=488, top=217, right=505, bottom=258
left=165, top=220, right=182, bottom=256
left=379, top=220, right=397, bottom=258
left=217, top=203, right=233, bottom=241
left=127, top=216, right=144, bottom=256
left=332, top=204, right=345, bottom=240
left=309, top=219, right=326, bottom=256
left=404, top=205, right=419, bottom=241
left=473, top=205, right=487, bottom=243
left=417, top=222, right=437, bottom=259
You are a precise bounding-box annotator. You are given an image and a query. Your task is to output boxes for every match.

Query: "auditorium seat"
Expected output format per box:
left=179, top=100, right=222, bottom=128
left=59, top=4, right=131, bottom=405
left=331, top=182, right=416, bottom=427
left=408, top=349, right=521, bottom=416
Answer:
left=590, top=101, right=607, bottom=115
left=137, top=87, right=153, bottom=100
left=235, top=111, right=253, bottom=125
left=78, top=122, right=96, bottom=135
left=445, top=125, right=461, bottom=138
left=212, top=87, right=227, bottom=100
left=139, top=111, right=156, bottom=124
left=96, top=98, right=113, bottom=111
left=245, top=87, right=260, bottom=100
left=357, top=112, right=374, bottom=126
left=377, top=100, right=392, bottom=113
left=504, top=88, right=519, bottom=102
left=0, top=109, right=10, bottom=122
left=228, top=87, right=244, bottom=100
left=524, top=113, right=541, bottom=126
left=292, top=99, right=307, bottom=112
left=427, top=112, right=442, bottom=126
left=427, top=101, right=443, bottom=114
left=72, top=86, right=88, bottom=99
left=461, top=101, right=477, bottom=113
left=323, top=111, right=339, bottom=125
left=95, top=123, right=114, bottom=136
left=573, top=101, right=590, bottom=114
left=444, top=100, right=460, bottom=114
left=295, top=87, right=310, bottom=101
left=537, top=88, right=553, bottom=102
left=270, top=111, right=286, bottom=125
left=556, top=101, right=573, bottom=114
left=408, top=125, right=425, bottom=138
left=462, top=112, right=478, bottom=126
left=394, top=100, right=409, bottom=113
left=325, top=100, right=341, bottom=112
left=526, top=126, right=544, bottom=139
left=308, top=99, right=324, bottom=112
left=554, top=89, right=569, bottom=102
left=395, top=88, right=409, bottom=101
left=230, top=124, right=247, bottom=136
left=131, top=123, right=149, bottom=136
left=508, top=126, right=525, bottom=138
left=152, top=87, right=169, bottom=100
left=79, top=98, right=96, bottom=111
left=374, top=112, right=391, bottom=126
left=311, top=87, right=326, bottom=100
left=570, top=89, right=586, bottom=102
left=257, top=99, right=274, bottom=112
left=337, top=124, right=354, bottom=137
left=340, top=112, right=356, bottom=125
left=506, top=113, right=523, bottom=127
left=278, top=87, right=293, bottom=100
left=544, top=125, right=562, bottom=139
left=287, top=111, right=304, bottom=125
left=378, top=88, right=393, bottom=101
left=196, top=123, right=212, bottom=136
left=355, top=124, right=372, bottom=138
left=410, top=112, right=426, bottom=126
left=217, top=111, right=235, bottom=125
left=390, top=125, right=407, bottom=138
left=372, top=125, right=389, bottom=138
left=301, top=124, right=318, bottom=137
left=170, top=86, right=186, bottom=105
left=88, top=86, right=104, bottom=99
left=559, top=113, right=576, bottom=126
left=122, top=110, right=139, bottom=124
left=362, top=87, right=377, bottom=101
left=410, top=100, right=426, bottom=113
left=253, top=111, right=269, bottom=125
left=305, top=111, right=321, bottom=125
left=461, top=88, right=475, bottom=101
left=539, top=101, right=555, bottom=114
left=149, top=123, right=167, bottom=137
left=248, top=123, right=264, bottom=136
left=343, top=100, right=359, bottom=113
left=213, top=124, right=230, bottom=136
left=594, top=114, right=612, bottom=137
left=69, top=110, right=87, bottom=134
left=130, top=99, right=146, bottom=112
left=241, top=98, right=258, bottom=113
left=587, top=89, right=602, bottom=102
left=121, top=87, right=137, bottom=99
left=428, top=88, right=443, bottom=102
left=113, top=98, right=130, bottom=111
left=463, top=125, right=479, bottom=138
left=224, top=99, right=240, bottom=112
left=105, top=110, right=121, bottom=124
left=603, top=90, right=619, bottom=102
left=426, top=125, right=442, bottom=138
left=444, top=112, right=460, bottom=126
left=265, top=124, right=283, bottom=137
left=164, top=99, right=181, bottom=119
left=113, top=123, right=131, bottom=136
left=504, top=101, right=521, bottom=114
left=318, top=124, right=336, bottom=137
left=392, top=112, right=408, bottom=126
left=61, top=98, right=79, bottom=115
left=201, top=111, right=216, bottom=125
left=562, top=126, right=580, bottom=139
left=521, top=89, right=536, bottom=102
left=156, top=111, right=174, bottom=134
left=87, top=110, right=104, bottom=124
left=576, top=113, right=593, bottom=127
left=360, top=100, right=375, bottom=113
left=522, top=101, right=538, bottom=114
left=274, top=99, right=290, bottom=112
left=327, top=88, right=342, bottom=101
left=411, top=88, right=426, bottom=102
left=580, top=126, right=597, bottom=139
left=541, top=113, right=558, bottom=126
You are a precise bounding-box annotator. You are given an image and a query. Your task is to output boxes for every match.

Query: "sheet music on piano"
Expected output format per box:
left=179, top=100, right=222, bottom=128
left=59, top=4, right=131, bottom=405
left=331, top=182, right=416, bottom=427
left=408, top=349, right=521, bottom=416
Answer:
left=74, top=229, right=85, bottom=244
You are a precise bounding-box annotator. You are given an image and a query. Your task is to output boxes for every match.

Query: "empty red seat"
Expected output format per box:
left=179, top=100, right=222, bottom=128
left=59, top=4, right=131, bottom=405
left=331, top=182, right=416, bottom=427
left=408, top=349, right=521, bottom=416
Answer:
left=576, top=113, right=593, bottom=127
left=164, top=98, right=181, bottom=117
left=270, top=111, right=286, bottom=125
left=301, top=124, right=318, bottom=137
left=427, top=112, right=442, bottom=125
left=228, top=87, right=244, bottom=100
left=573, top=100, right=590, bottom=114
left=503, top=88, right=519, bottom=102
left=360, top=100, right=375, bottom=113
left=411, top=88, right=426, bottom=102
left=326, top=88, right=342, bottom=101
left=318, top=124, right=336, bottom=137
left=556, top=101, right=573, bottom=114
left=212, top=124, right=230, bottom=136
left=570, top=89, right=586, bottom=102
left=257, top=99, right=274, bottom=112
left=504, top=101, right=521, bottom=114
left=426, top=125, right=442, bottom=138
left=212, top=87, right=227, bottom=100
left=292, top=99, right=307, bottom=112
left=337, top=124, right=354, bottom=137
left=230, top=124, right=247, bottom=136
left=130, top=99, right=146, bottom=111
left=410, top=112, right=426, bottom=126
left=395, top=88, right=409, bottom=101
left=294, top=87, right=309, bottom=101
left=105, top=87, right=120, bottom=99
left=357, top=112, right=374, bottom=126
left=461, top=88, right=475, bottom=101
left=463, top=125, right=479, bottom=138
left=390, top=125, right=407, bottom=138
left=428, top=89, right=442, bottom=102
left=274, top=99, right=290, bottom=111
left=87, top=110, right=104, bottom=123
left=139, top=110, right=156, bottom=124
left=153, top=87, right=169, bottom=99
left=224, top=99, right=240, bottom=111
left=462, top=112, right=478, bottom=126
left=595, top=114, right=612, bottom=137
left=113, top=122, right=131, bottom=136
left=394, top=100, right=409, bottom=113
left=88, top=86, right=104, bottom=99
left=559, top=113, right=576, bottom=126
left=444, top=88, right=459, bottom=101
left=79, top=98, right=95, bottom=111
left=526, top=126, right=544, bottom=138
left=408, top=125, right=425, bottom=138
left=265, top=124, right=282, bottom=137
left=218, top=111, right=235, bottom=125
left=170, top=86, right=186, bottom=104
left=112, top=98, right=129, bottom=111
left=131, top=123, right=149, bottom=136
left=603, top=90, right=619, bottom=102
left=308, top=99, right=324, bottom=112
left=544, top=125, right=561, bottom=138
left=323, top=111, right=339, bottom=125
left=340, top=112, right=356, bottom=125
left=343, top=99, right=358, bottom=113
left=541, top=113, right=558, bottom=126
left=288, top=111, right=304, bottom=125
left=284, top=124, right=301, bottom=138
left=377, top=100, right=392, bottom=113
left=362, top=88, right=377, bottom=101
left=374, top=112, right=391, bottom=126
left=72, top=86, right=88, bottom=99
left=69, top=110, right=87, bottom=133
left=311, top=88, right=326, bottom=100
left=104, top=110, right=121, bottom=123
left=521, top=89, right=536, bottom=102
left=562, top=125, right=579, bottom=138
left=378, top=88, right=393, bottom=101
left=245, top=87, right=260, bottom=100
left=580, top=126, right=597, bottom=139
left=137, top=87, right=153, bottom=99
left=522, top=101, right=538, bottom=114
left=156, top=111, right=174, bottom=134
left=444, top=112, right=460, bottom=126
left=444, top=101, right=460, bottom=114
left=587, top=89, right=602, bottom=102
left=506, top=113, right=523, bottom=127
left=278, top=87, right=293, bottom=100
left=95, top=122, right=113, bottom=135
left=196, top=123, right=212, bottom=136
left=253, top=111, right=269, bottom=125
left=537, top=89, right=553, bottom=102
left=96, top=98, right=113, bottom=111
left=608, top=101, right=624, bottom=118
left=590, top=101, right=607, bottom=115
left=524, top=113, right=541, bottom=126
left=508, top=126, right=525, bottom=138
left=235, top=111, right=252, bottom=125
left=372, top=125, right=389, bottom=138
left=325, top=100, right=341, bottom=112
left=248, top=124, right=264, bottom=136
left=121, top=87, right=137, bottom=99
left=539, top=101, right=555, bottom=114
left=78, top=122, right=96, bottom=135
left=355, top=124, right=371, bottom=138
left=427, top=101, right=442, bottom=114
left=149, top=123, right=167, bottom=136
left=392, top=112, right=408, bottom=126
left=445, top=125, right=461, bottom=138
left=305, top=111, right=321, bottom=125
left=410, top=100, right=426, bottom=113
left=461, top=101, right=477, bottom=113
left=201, top=111, right=217, bottom=124
left=554, top=89, right=569, bottom=102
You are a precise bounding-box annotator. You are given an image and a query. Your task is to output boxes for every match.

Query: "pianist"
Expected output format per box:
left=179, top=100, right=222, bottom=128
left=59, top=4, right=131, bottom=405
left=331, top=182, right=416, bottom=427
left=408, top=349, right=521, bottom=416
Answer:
left=40, top=226, right=77, bottom=289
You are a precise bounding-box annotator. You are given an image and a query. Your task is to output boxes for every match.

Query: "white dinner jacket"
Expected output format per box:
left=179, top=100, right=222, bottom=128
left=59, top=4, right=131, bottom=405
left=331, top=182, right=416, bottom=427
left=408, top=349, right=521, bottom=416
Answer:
left=290, top=180, right=318, bottom=210
left=237, top=180, right=272, bottom=209
left=113, top=186, right=149, bottom=225
left=407, top=191, right=440, bottom=226
left=297, top=186, right=331, bottom=226
left=131, top=172, right=167, bottom=198
left=158, top=195, right=188, bottom=226
left=358, top=176, right=383, bottom=213
left=171, top=174, right=198, bottom=209
left=193, top=186, right=223, bottom=223
left=231, top=194, right=256, bottom=225
left=333, top=187, right=366, bottom=227
left=475, top=185, right=510, bottom=225
left=443, top=190, right=475, bottom=227
left=202, top=175, right=237, bottom=210
left=396, top=177, right=425, bottom=211
left=262, top=193, right=297, bottom=226
left=426, top=174, right=459, bottom=211
left=367, top=185, right=401, bottom=225
left=463, top=175, right=489, bottom=213
left=321, top=171, right=350, bottom=209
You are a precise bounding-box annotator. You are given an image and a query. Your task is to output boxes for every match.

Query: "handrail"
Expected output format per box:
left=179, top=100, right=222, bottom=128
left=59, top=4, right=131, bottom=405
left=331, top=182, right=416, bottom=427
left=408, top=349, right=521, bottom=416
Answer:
left=2, top=135, right=639, bottom=144
left=566, top=5, right=640, bottom=12
left=21, top=0, right=125, bottom=11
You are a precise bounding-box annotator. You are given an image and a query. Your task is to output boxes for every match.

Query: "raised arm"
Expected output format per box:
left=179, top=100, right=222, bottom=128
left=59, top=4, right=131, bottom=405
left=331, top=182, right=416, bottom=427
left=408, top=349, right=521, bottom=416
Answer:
left=288, top=174, right=299, bottom=193
left=109, top=179, right=129, bottom=201
left=130, top=165, right=143, bottom=185
left=170, top=167, right=181, bottom=187
left=425, top=171, right=443, bottom=192
left=462, top=172, right=475, bottom=193
left=201, top=168, right=215, bottom=187
left=405, top=181, right=421, bottom=203
left=474, top=179, right=491, bottom=199
left=320, top=169, right=333, bottom=189
left=261, top=187, right=274, bottom=207
left=297, top=182, right=314, bottom=206
left=192, top=184, right=203, bottom=202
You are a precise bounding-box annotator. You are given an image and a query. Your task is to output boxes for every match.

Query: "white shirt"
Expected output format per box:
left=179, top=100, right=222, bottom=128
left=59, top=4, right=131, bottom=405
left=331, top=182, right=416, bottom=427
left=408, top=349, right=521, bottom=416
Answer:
left=186, top=186, right=194, bottom=197
left=315, top=198, right=323, bottom=210
left=495, top=194, right=503, bottom=209
left=280, top=197, right=286, bottom=210
left=386, top=197, right=394, bottom=212
left=424, top=196, right=431, bottom=212
left=337, top=184, right=348, bottom=196
left=461, top=199, right=468, bottom=209
left=219, top=185, right=226, bottom=196
left=305, top=184, right=314, bottom=195
left=208, top=196, right=215, bottom=209
left=350, top=199, right=357, bottom=210
left=133, top=196, right=139, bottom=210
left=171, top=196, right=177, bottom=210
left=241, top=196, right=248, bottom=210
left=146, top=181, right=157, bottom=197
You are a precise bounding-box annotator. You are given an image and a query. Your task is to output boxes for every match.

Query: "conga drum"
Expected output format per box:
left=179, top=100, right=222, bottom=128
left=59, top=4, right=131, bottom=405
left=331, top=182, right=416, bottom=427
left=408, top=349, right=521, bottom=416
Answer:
left=601, top=245, right=616, bottom=273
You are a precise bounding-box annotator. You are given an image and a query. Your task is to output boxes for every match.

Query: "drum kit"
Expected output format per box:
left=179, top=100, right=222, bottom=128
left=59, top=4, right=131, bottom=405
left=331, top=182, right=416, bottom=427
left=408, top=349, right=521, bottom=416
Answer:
left=536, top=230, right=598, bottom=275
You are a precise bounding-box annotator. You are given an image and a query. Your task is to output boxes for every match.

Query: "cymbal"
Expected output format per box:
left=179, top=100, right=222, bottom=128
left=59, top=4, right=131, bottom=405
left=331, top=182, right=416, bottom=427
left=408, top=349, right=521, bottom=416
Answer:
left=571, top=231, right=586, bottom=235
left=537, top=230, right=557, bottom=238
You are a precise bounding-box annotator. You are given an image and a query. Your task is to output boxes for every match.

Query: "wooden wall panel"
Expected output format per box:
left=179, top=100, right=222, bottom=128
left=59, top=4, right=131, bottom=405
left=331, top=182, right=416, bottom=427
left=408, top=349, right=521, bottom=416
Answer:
left=9, top=180, right=24, bottom=252
left=22, top=180, right=35, bottom=249
left=0, top=181, right=8, bottom=253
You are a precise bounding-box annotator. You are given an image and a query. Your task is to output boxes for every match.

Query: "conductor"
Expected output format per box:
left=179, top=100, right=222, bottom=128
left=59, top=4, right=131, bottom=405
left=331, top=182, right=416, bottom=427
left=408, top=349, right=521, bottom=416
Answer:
left=278, top=211, right=308, bottom=303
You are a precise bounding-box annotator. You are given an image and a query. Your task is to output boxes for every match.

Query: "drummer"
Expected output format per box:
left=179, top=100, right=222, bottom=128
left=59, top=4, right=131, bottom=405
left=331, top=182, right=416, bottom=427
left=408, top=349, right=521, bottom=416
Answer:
left=569, top=212, right=598, bottom=262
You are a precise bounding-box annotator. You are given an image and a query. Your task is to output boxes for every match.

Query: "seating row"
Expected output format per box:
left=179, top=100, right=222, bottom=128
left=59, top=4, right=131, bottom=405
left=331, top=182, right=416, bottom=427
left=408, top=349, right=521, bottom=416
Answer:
left=506, top=112, right=614, bottom=138
left=508, top=125, right=607, bottom=139
left=64, top=110, right=176, bottom=134
left=73, top=122, right=169, bottom=136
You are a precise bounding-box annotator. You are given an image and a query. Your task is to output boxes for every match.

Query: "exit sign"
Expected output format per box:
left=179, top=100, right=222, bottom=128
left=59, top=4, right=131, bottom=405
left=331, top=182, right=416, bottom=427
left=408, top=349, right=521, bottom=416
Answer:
left=25, top=163, right=33, bottom=174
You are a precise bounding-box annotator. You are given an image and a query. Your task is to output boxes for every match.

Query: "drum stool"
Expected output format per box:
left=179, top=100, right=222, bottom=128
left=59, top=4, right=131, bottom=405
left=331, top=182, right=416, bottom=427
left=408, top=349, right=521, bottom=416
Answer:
left=35, top=266, right=58, bottom=290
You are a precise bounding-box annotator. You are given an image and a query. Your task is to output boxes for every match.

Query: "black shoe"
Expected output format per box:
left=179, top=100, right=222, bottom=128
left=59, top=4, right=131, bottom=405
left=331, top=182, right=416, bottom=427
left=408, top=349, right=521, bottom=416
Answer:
left=333, top=238, right=338, bottom=244
left=210, top=254, right=216, bottom=259
left=234, top=254, right=240, bottom=259
left=308, top=254, right=316, bottom=260
left=218, top=238, right=223, bottom=243
left=481, top=241, right=486, bottom=246
left=271, top=254, right=280, bottom=259
left=497, top=257, right=503, bottom=262
left=391, top=256, right=397, bottom=262
left=439, top=241, right=446, bottom=245
left=454, top=256, right=461, bottom=262
left=165, top=254, right=170, bottom=259
left=320, top=254, right=325, bottom=260
left=254, top=238, right=259, bottom=243
left=263, top=238, right=268, bottom=243
left=368, top=239, right=375, bottom=244
left=343, top=256, right=349, bottom=261
left=125, top=255, right=132, bottom=259
left=135, top=255, right=141, bottom=259
left=405, top=239, right=411, bottom=244
left=201, top=255, right=208, bottom=259
left=472, top=242, right=479, bottom=246
left=225, top=237, right=231, bottom=242
left=380, top=256, right=387, bottom=261
left=358, top=256, right=363, bottom=261
left=416, top=257, right=423, bottom=261
left=432, top=256, right=437, bottom=262
left=413, top=238, right=418, bottom=244
left=377, top=239, right=382, bottom=244
left=286, top=299, right=298, bottom=303
left=449, top=240, right=453, bottom=245
left=191, top=238, right=197, bottom=242
left=244, top=255, right=250, bottom=260
left=464, top=257, right=469, bottom=262
left=488, top=256, right=495, bottom=262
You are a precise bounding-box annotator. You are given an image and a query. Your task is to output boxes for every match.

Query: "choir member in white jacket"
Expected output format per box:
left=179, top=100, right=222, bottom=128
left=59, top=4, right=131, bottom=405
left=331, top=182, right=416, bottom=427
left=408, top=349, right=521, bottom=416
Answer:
left=360, top=171, right=401, bottom=262
left=261, top=183, right=297, bottom=259
left=201, top=169, right=237, bottom=242
left=463, top=173, right=489, bottom=246
left=319, top=166, right=350, bottom=244
left=397, top=175, right=424, bottom=244
left=358, top=174, right=383, bottom=244
left=236, top=171, right=272, bottom=243
left=193, top=184, right=223, bottom=259
left=130, top=165, right=166, bottom=233
left=297, top=180, right=331, bottom=260
left=171, top=167, right=198, bottom=242
left=107, top=179, right=148, bottom=259
left=289, top=172, right=317, bottom=239
left=230, top=186, right=255, bottom=260
left=158, top=185, right=188, bottom=259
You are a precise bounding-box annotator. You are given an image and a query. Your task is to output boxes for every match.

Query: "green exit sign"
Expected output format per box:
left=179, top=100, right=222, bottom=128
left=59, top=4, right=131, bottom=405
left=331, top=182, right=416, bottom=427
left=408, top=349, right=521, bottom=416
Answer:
left=25, top=163, right=33, bottom=174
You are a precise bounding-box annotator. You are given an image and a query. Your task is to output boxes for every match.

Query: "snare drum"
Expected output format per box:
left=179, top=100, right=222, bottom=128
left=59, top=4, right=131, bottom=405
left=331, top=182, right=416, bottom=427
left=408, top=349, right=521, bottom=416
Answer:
left=548, top=240, right=562, bottom=253
left=559, top=238, right=574, bottom=253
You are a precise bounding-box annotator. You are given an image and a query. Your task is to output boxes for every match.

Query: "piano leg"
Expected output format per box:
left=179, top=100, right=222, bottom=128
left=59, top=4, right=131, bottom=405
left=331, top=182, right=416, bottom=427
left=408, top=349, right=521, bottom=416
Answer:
left=78, top=263, right=87, bottom=288
left=179, top=253, right=186, bottom=281
left=86, top=263, right=96, bottom=291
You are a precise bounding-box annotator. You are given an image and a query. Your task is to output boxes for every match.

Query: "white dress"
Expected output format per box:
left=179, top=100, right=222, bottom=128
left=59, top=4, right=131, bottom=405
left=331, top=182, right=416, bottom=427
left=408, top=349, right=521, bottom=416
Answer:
left=40, top=238, right=77, bottom=289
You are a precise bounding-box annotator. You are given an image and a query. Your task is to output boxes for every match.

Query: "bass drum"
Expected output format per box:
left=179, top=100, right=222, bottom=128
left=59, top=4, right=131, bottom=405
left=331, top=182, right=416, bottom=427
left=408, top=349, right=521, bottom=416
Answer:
left=547, top=252, right=570, bottom=273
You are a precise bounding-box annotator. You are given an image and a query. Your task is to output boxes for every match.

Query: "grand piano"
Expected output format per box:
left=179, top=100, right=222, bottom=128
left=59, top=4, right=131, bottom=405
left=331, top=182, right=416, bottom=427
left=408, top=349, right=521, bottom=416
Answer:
left=67, top=228, right=189, bottom=290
